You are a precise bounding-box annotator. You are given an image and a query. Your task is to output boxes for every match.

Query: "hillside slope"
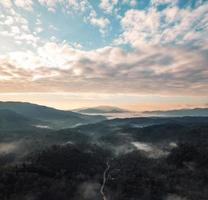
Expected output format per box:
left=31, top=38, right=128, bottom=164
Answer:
left=0, top=109, right=37, bottom=130
left=0, top=101, right=106, bottom=129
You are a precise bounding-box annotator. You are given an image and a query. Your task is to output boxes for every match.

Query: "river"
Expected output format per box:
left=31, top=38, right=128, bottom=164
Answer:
left=100, top=161, right=110, bottom=200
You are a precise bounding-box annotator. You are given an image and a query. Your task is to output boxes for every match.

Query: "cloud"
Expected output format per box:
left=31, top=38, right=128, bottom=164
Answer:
left=38, top=0, right=89, bottom=12
left=123, top=0, right=137, bottom=7
left=3, top=16, right=14, bottom=25
left=90, top=16, right=109, bottom=29
left=38, top=0, right=59, bottom=12
left=0, top=1, right=207, bottom=98
left=0, top=41, right=207, bottom=96
left=99, top=0, right=118, bottom=13
left=0, top=0, right=33, bottom=11
left=14, top=0, right=33, bottom=11
left=86, top=10, right=110, bottom=34
left=0, top=9, right=40, bottom=48
left=99, top=0, right=137, bottom=14
left=151, top=0, right=178, bottom=6
left=117, top=3, right=208, bottom=47
left=67, top=0, right=89, bottom=12
left=0, top=0, right=13, bottom=9
left=90, top=17, right=110, bottom=30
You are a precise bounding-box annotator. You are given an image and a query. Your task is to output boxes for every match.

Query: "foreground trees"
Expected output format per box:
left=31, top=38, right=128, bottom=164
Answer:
left=0, top=142, right=208, bottom=200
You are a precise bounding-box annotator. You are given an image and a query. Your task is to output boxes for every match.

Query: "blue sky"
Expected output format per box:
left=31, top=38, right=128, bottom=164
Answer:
left=1, top=0, right=207, bottom=51
left=0, top=0, right=207, bottom=110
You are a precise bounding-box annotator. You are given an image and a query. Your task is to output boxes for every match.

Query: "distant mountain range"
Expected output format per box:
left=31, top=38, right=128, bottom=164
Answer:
left=1, top=101, right=207, bottom=132
left=74, top=106, right=129, bottom=114
left=143, top=108, right=208, bottom=117
left=0, top=101, right=106, bottom=129
left=75, top=106, right=208, bottom=117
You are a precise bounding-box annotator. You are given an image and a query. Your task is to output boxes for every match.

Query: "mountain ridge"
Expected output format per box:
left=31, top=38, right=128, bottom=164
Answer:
left=74, top=105, right=129, bottom=114
left=0, top=101, right=106, bottom=129
left=143, top=107, right=208, bottom=116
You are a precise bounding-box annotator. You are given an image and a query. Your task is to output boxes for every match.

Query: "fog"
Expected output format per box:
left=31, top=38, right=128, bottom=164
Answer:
left=34, top=124, right=51, bottom=129
left=74, top=182, right=101, bottom=200
left=131, top=141, right=169, bottom=158
left=0, top=141, right=20, bottom=154
left=131, top=142, right=153, bottom=152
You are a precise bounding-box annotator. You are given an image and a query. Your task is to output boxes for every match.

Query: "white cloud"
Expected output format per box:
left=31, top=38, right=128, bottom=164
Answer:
left=72, top=42, right=83, bottom=49
left=99, top=0, right=118, bottom=13
left=0, top=41, right=207, bottom=95
left=38, top=0, right=89, bottom=12
left=117, top=3, right=208, bottom=47
left=21, top=24, right=30, bottom=32
left=36, top=27, right=43, bottom=33
left=0, top=0, right=207, bottom=97
left=11, top=26, right=20, bottom=34
left=151, top=0, right=178, bottom=6
left=67, top=0, right=89, bottom=12
left=4, top=16, right=14, bottom=25
left=36, top=18, right=42, bottom=25
left=38, top=0, right=59, bottom=12
left=90, top=16, right=109, bottom=29
left=0, top=8, right=40, bottom=48
left=0, top=0, right=13, bottom=8
left=86, top=10, right=110, bottom=34
left=15, top=33, right=40, bottom=46
left=123, top=0, right=137, bottom=7
left=14, top=0, right=33, bottom=11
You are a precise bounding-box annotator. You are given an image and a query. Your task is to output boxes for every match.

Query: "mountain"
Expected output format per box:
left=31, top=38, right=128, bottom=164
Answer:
left=143, top=108, right=208, bottom=117
left=1, top=114, right=208, bottom=200
left=74, top=105, right=129, bottom=114
left=0, top=109, right=37, bottom=130
left=0, top=101, right=106, bottom=129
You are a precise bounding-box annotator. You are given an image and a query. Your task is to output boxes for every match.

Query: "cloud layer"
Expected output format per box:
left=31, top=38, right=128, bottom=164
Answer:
left=0, top=0, right=207, bottom=99
left=117, top=2, right=208, bottom=46
left=0, top=41, right=207, bottom=95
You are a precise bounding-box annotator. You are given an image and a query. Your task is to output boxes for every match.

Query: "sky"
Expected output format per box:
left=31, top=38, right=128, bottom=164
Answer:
left=0, top=0, right=207, bottom=111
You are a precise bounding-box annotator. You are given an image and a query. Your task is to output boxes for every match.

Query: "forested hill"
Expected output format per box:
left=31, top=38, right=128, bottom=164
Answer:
left=0, top=101, right=106, bottom=129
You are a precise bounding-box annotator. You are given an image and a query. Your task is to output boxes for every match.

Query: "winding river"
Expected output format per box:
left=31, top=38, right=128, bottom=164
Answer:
left=100, top=161, right=110, bottom=200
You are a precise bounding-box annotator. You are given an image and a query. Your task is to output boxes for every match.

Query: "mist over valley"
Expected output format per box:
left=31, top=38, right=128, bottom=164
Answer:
left=0, top=102, right=208, bottom=200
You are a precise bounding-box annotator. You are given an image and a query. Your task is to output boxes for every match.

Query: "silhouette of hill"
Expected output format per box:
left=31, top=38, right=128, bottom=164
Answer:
left=0, top=101, right=106, bottom=129
left=144, top=107, right=208, bottom=116
left=74, top=106, right=129, bottom=114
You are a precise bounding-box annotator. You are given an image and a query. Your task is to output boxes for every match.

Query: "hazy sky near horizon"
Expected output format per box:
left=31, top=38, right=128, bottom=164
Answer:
left=0, top=0, right=207, bottom=110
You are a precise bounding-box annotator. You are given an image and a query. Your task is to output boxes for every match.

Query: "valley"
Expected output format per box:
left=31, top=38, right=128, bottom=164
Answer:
left=0, top=102, right=208, bottom=200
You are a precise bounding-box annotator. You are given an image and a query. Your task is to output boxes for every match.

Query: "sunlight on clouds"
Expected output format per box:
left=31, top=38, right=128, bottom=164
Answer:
left=99, top=0, right=137, bottom=14
left=99, top=0, right=118, bottom=13
left=0, top=0, right=13, bottom=8
left=0, top=41, right=207, bottom=96
left=14, top=0, right=33, bottom=11
left=117, top=3, right=208, bottom=46
left=0, top=92, right=207, bottom=111
left=84, top=10, right=110, bottom=35
left=0, top=7, right=40, bottom=50
left=0, top=0, right=207, bottom=109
